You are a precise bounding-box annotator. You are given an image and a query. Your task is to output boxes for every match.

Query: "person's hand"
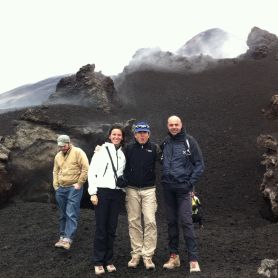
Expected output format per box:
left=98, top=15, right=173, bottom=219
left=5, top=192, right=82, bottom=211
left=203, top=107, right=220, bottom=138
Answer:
left=94, top=145, right=101, bottom=153
left=73, top=183, right=81, bottom=190
left=91, top=195, right=98, bottom=206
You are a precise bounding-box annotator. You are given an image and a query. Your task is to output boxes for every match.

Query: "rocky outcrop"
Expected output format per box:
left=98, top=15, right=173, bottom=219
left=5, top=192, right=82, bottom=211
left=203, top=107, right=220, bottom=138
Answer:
left=258, top=94, right=278, bottom=219
left=263, top=95, right=278, bottom=119
left=257, top=134, right=278, bottom=218
left=258, top=259, right=278, bottom=277
left=0, top=142, right=13, bottom=205
left=46, top=64, right=116, bottom=112
left=0, top=115, right=134, bottom=205
left=246, top=27, right=278, bottom=59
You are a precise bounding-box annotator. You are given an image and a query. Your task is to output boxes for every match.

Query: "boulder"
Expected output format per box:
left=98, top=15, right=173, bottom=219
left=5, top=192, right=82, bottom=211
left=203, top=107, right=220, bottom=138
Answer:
left=258, top=259, right=278, bottom=277
left=246, top=27, right=278, bottom=59
left=265, top=95, right=278, bottom=119
left=0, top=143, right=13, bottom=205
left=257, top=134, right=278, bottom=218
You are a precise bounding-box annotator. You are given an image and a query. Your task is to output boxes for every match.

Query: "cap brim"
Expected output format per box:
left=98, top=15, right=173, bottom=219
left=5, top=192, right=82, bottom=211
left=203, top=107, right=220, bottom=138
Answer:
left=134, top=128, right=150, bottom=132
left=58, top=142, right=67, bottom=146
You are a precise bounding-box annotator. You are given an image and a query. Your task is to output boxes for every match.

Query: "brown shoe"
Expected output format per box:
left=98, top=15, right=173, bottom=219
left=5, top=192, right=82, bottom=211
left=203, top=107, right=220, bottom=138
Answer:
left=106, top=264, right=116, bottom=273
left=190, top=261, right=201, bottom=273
left=128, top=257, right=140, bottom=268
left=143, top=258, right=155, bottom=270
left=163, top=254, right=180, bottom=269
left=95, top=265, right=105, bottom=275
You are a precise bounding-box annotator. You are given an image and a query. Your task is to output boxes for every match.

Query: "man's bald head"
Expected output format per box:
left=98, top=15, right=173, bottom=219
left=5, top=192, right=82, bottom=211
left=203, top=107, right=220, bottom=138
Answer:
left=167, top=115, right=183, bottom=136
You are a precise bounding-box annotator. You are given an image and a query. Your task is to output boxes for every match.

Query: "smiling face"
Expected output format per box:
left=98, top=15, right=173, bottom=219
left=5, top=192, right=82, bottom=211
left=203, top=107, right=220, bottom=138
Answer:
left=167, top=116, right=183, bottom=136
left=109, top=128, right=123, bottom=146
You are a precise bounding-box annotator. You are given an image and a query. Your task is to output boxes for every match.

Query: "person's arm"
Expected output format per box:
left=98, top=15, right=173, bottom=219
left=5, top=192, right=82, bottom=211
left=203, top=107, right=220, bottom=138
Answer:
left=154, top=143, right=162, bottom=161
left=76, top=149, right=89, bottom=187
left=88, top=145, right=107, bottom=194
left=189, top=136, right=205, bottom=186
left=53, top=156, right=59, bottom=190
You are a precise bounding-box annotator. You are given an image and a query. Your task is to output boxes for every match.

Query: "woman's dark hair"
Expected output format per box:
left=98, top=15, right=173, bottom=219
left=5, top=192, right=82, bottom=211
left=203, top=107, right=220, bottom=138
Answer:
left=108, top=124, right=125, bottom=146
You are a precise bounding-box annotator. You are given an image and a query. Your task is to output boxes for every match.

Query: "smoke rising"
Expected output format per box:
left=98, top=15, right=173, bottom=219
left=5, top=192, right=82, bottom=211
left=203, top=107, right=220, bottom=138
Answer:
left=118, top=28, right=247, bottom=77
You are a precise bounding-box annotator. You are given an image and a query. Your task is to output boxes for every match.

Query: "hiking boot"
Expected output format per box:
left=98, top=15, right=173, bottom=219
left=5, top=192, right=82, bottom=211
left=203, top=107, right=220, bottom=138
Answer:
left=143, top=258, right=155, bottom=270
left=54, top=238, right=64, bottom=248
left=190, top=261, right=201, bottom=273
left=95, top=266, right=105, bottom=275
left=163, top=254, right=180, bottom=269
left=128, top=257, right=140, bottom=268
left=106, top=264, right=116, bottom=273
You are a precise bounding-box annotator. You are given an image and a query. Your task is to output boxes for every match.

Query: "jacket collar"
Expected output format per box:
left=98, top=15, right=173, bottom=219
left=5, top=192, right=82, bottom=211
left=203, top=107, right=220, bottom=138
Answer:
left=168, top=129, right=186, bottom=141
left=134, top=139, right=150, bottom=148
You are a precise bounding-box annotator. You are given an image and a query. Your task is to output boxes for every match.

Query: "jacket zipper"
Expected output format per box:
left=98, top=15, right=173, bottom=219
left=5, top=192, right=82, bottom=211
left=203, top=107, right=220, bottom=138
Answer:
left=103, top=163, right=108, bottom=177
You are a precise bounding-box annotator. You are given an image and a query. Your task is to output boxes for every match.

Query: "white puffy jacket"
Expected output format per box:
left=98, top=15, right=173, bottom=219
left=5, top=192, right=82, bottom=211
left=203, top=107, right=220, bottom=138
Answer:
left=88, top=142, right=126, bottom=195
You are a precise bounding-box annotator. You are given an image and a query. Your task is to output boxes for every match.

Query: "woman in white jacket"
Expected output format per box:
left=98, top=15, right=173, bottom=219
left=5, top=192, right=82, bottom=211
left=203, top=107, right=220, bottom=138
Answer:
left=88, top=125, right=126, bottom=275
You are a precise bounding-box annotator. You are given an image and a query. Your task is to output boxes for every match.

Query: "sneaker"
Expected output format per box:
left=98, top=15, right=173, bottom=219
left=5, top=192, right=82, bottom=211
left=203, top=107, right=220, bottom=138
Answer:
left=128, top=257, right=140, bottom=268
left=190, top=261, right=201, bottom=273
left=163, top=254, right=180, bottom=269
left=54, top=238, right=64, bottom=248
left=143, top=258, right=155, bottom=270
left=106, top=264, right=116, bottom=273
left=95, top=266, right=105, bottom=275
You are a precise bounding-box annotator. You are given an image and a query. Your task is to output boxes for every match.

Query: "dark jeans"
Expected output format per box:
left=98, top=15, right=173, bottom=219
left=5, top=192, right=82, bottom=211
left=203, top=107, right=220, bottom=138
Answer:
left=163, top=185, right=198, bottom=261
left=55, top=186, right=83, bottom=241
left=93, top=188, right=123, bottom=266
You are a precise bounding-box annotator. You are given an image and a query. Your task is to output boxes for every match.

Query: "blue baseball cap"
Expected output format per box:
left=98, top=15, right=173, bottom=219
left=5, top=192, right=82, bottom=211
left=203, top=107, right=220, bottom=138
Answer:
left=134, top=122, right=150, bottom=133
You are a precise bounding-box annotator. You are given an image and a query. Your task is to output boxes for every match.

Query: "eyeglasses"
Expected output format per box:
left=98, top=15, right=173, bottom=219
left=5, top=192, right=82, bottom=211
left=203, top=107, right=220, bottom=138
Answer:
left=135, top=124, right=150, bottom=129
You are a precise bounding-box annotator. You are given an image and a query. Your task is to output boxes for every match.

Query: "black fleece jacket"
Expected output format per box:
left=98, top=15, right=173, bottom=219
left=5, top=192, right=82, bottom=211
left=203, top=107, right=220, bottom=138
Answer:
left=124, top=140, right=157, bottom=188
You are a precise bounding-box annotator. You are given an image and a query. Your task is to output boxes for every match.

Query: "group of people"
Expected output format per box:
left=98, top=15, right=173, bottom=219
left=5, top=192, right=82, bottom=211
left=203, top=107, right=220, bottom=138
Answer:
left=52, top=115, right=205, bottom=275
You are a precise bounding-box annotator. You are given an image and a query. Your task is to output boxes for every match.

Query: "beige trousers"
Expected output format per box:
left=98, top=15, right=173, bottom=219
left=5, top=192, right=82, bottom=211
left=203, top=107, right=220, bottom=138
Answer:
left=126, top=187, right=157, bottom=259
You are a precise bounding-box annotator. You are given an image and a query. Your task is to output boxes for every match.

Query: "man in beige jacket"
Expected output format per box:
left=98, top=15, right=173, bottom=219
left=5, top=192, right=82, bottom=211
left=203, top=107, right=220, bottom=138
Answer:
left=53, top=135, right=89, bottom=250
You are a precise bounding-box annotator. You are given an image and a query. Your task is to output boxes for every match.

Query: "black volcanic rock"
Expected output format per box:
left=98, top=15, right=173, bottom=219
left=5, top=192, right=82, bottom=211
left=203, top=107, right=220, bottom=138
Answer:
left=46, top=64, right=116, bottom=112
left=257, top=134, right=278, bottom=218
left=263, top=94, right=278, bottom=119
left=0, top=143, right=12, bottom=205
left=246, top=27, right=278, bottom=59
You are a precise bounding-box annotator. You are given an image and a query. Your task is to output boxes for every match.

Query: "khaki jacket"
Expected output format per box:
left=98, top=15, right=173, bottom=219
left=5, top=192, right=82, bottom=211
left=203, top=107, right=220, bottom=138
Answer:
left=53, top=145, right=89, bottom=190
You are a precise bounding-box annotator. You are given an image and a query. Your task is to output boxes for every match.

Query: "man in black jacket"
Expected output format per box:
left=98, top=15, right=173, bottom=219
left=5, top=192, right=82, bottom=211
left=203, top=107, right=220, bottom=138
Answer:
left=124, top=121, right=158, bottom=270
left=161, top=115, right=204, bottom=273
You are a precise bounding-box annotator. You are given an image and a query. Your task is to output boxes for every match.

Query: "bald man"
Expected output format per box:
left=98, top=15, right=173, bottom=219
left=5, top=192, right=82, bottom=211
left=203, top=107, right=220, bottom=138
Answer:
left=160, top=116, right=204, bottom=273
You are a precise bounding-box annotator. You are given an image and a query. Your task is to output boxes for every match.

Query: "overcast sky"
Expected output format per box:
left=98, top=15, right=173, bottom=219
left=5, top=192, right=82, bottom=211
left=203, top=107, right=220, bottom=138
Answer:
left=0, top=0, right=278, bottom=93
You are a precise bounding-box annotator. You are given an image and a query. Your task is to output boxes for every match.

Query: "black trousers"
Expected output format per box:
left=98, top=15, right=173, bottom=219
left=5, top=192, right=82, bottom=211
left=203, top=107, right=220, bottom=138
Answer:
left=163, top=185, right=198, bottom=261
left=93, top=188, right=122, bottom=266
left=192, top=211, right=203, bottom=226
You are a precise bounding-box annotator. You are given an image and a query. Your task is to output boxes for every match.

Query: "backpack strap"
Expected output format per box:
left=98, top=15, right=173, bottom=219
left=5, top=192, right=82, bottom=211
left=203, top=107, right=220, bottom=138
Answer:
left=184, top=137, right=191, bottom=156
left=105, top=146, right=118, bottom=188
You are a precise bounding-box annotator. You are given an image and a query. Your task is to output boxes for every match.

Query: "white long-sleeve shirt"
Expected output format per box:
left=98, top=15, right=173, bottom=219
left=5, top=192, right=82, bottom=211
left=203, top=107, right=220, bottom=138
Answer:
left=88, top=142, right=126, bottom=195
